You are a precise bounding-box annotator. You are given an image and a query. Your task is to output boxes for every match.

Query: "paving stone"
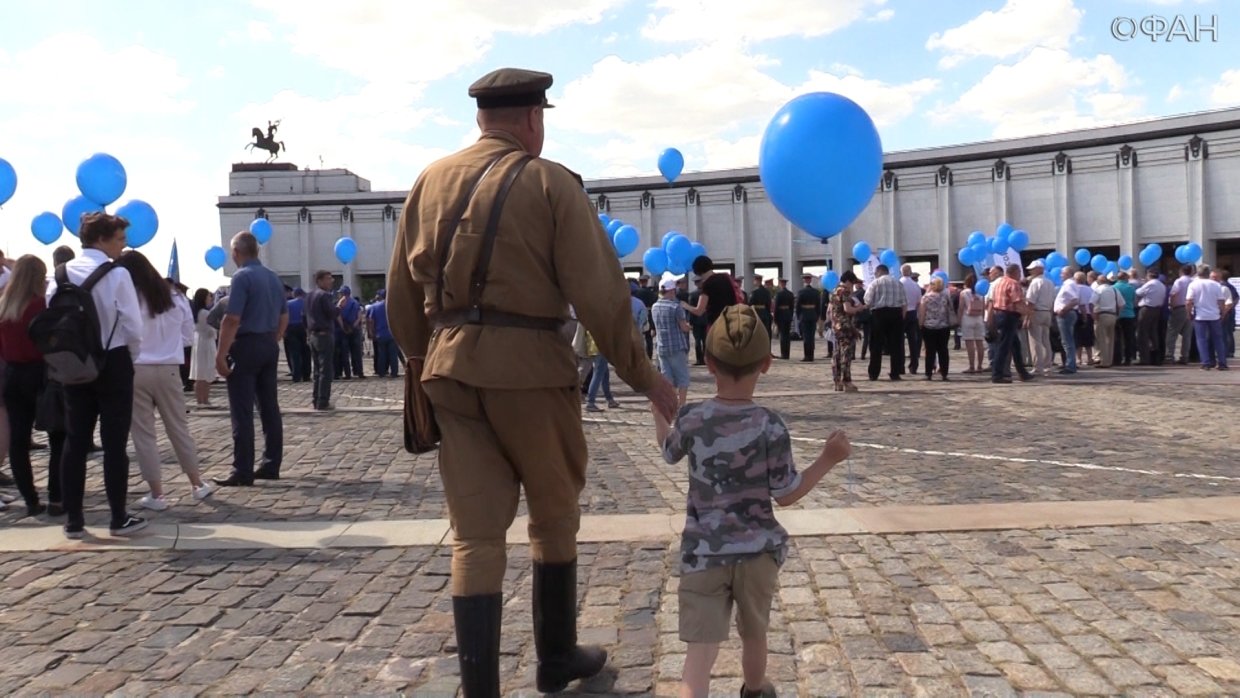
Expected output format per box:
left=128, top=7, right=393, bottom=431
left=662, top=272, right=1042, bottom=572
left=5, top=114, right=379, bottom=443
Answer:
left=1159, top=665, right=1225, bottom=695
left=962, top=674, right=1017, bottom=698
left=1189, top=657, right=1240, bottom=683
left=998, top=662, right=1059, bottom=691
left=1093, top=657, right=1160, bottom=687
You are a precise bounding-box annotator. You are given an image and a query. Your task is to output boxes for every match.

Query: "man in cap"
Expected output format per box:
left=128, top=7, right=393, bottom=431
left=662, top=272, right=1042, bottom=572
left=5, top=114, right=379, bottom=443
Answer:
left=1023, top=260, right=1055, bottom=376
left=748, top=272, right=773, bottom=349
left=387, top=67, right=677, bottom=696
left=796, top=273, right=822, bottom=361
left=773, top=278, right=795, bottom=359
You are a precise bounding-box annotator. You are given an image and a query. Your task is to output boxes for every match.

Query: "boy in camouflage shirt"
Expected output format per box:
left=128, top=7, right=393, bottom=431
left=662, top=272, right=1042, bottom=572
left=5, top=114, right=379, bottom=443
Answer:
left=654, top=305, right=851, bottom=698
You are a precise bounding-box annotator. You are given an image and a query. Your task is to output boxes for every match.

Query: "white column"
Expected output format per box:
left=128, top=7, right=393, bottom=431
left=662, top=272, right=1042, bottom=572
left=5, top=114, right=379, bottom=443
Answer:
left=686, top=189, right=699, bottom=242
left=382, top=204, right=397, bottom=288
left=1117, top=147, right=1136, bottom=259
left=881, top=182, right=896, bottom=251
left=1185, top=137, right=1206, bottom=260
left=936, top=167, right=952, bottom=274
left=1052, top=153, right=1071, bottom=257
left=732, top=185, right=749, bottom=279
left=298, top=208, right=312, bottom=290
left=341, top=207, right=356, bottom=290
left=782, top=219, right=796, bottom=288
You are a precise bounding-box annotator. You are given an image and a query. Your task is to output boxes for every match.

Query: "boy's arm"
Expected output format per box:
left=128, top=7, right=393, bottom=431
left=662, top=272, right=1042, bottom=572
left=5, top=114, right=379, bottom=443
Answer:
left=774, top=430, right=850, bottom=507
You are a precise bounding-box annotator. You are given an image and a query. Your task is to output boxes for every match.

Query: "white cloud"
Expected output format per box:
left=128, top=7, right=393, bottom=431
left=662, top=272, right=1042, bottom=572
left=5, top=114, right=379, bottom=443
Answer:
left=1166, top=83, right=1184, bottom=103
left=926, top=0, right=1082, bottom=69
left=642, top=0, right=885, bottom=43
left=930, top=47, right=1144, bottom=138
left=247, top=21, right=272, bottom=41
left=868, top=8, right=895, bottom=22
left=253, top=0, right=625, bottom=84
left=553, top=44, right=936, bottom=175
left=1210, top=69, right=1240, bottom=106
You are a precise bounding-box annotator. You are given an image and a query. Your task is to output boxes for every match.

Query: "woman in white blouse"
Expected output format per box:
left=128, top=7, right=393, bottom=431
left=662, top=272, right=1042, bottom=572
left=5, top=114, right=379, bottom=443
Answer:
left=117, top=252, right=211, bottom=510
left=189, top=288, right=217, bottom=406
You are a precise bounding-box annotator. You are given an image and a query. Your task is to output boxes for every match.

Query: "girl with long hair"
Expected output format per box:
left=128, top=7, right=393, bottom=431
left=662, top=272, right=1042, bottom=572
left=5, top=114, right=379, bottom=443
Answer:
left=189, top=287, right=217, bottom=406
left=116, top=251, right=211, bottom=510
left=0, top=255, right=60, bottom=517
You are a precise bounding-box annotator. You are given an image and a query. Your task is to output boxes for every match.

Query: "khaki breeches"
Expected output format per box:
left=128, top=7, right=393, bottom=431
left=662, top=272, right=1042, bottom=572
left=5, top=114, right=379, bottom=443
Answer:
left=423, top=378, right=588, bottom=596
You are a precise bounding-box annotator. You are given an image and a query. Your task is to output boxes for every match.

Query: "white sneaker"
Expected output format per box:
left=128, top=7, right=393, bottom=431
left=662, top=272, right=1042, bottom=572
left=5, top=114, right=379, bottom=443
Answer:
left=138, top=494, right=169, bottom=511
left=192, top=483, right=213, bottom=501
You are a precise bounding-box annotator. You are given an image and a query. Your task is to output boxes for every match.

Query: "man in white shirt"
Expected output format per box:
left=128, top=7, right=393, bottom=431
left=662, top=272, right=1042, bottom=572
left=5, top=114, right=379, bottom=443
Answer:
left=899, top=265, right=923, bottom=374
left=1054, top=268, right=1080, bottom=374
left=1024, top=260, right=1056, bottom=376
left=51, top=213, right=147, bottom=539
left=1135, top=269, right=1167, bottom=365
left=1187, top=265, right=1229, bottom=370
left=1166, top=264, right=1196, bottom=364
left=1092, top=275, right=1124, bottom=368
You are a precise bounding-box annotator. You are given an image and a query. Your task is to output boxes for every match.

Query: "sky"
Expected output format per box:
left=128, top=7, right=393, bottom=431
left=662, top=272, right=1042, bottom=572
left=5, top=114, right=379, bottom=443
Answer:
left=1, top=0, right=1237, bottom=291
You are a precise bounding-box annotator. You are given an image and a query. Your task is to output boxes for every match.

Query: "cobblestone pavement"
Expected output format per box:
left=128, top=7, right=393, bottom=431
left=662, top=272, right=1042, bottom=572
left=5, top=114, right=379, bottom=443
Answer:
left=1, top=347, right=1238, bottom=695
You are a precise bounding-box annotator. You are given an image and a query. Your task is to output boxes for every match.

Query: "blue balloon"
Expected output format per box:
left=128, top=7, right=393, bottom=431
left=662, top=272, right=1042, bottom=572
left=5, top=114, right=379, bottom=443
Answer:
left=1184, top=242, right=1202, bottom=263
left=75, top=153, right=127, bottom=206
left=335, top=237, right=357, bottom=264
left=1174, top=245, right=1189, bottom=264
left=1105, top=261, right=1119, bottom=275
left=598, top=213, right=610, bottom=227
left=975, top=279, right=990, bottom=296
left=1008, top=230, right=1029, bottom=252
left=967, top=231, right=986, bottom=248
left=0, top=157, right=16, bottom=206
left=1074, top=248, right=1091, bottom=266
left=990, top=236, right=1007, bottom=254
left=247, top=217, right=272, bottom=244
left=643, top=248, right=668, bottom=276
left=822, top=270, right=840, bottom=291
left=879, top=248, right=900, bottom=268
left=31, top=212, right=63, bottom=245
left=204, top=246, right=227, bottom=271
left=1091, top=254, right=1108, bottom=272
left=657, top=148, right=685, bottom=183
left=61, top=195, right=104, bottom=236
left=116, top=200, right=158, bottom=248
left=662, top=231, right=683, bottom=251
left=606, top=219, right=624, bottom=236
left=667, top=257, right=688, bottom=276
left=689, top=241, right=707, bottom=261
left=995, top=222, right=1014, bottom=239
left=758, top=92, right=882, bottom=240
left=1138, top=248, right=1156, bottom=267
left=1118, top=255, right=1133, bottom=269
left=666, top=235, right=695, bottom=269
left=1046, top=251, right=1067, bottom=267
left=852, top=241, right=872, bottom=260
left=957, top=248, right=974, bottom=265
left=970, top=242, right=987, bottom=259
left=613, top=225, right=639, bottom=257
left=1144, top=243, right=1162, bottom=262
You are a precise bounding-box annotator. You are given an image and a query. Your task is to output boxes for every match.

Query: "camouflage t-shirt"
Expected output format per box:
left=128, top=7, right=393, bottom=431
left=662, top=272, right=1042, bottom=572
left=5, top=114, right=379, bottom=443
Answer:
left=662, top=400, right=802, bottom=573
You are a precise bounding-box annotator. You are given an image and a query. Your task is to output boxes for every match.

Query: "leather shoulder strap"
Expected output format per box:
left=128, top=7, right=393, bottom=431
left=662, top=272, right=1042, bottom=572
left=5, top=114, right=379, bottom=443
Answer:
left=433, top=151, right=512, bottom=312
left=468, top=155, right=533, bottom=312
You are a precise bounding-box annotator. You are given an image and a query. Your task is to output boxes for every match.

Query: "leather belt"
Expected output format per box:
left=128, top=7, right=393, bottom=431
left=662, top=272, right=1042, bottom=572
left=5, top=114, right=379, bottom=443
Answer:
left=431, top=307, right=562, bottom=332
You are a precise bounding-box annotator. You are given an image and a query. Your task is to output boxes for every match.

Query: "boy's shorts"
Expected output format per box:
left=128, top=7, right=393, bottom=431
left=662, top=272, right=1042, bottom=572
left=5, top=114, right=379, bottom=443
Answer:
left=658, top=351, right=690, bottom=388
left=678, top=553, right=779, bottom=643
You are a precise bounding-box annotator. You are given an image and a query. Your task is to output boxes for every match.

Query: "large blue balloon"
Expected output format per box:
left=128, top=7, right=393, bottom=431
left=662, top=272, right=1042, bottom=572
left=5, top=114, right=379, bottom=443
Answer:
left=667, top=257, right=688, bottom=276
left=249, top=218, right=273, bottom=244
left=1183, top=242, right=1202, bottom=263
left=967, top=231, right=985, bottom=248
left=613, top=225, right=639, bottom=257
left=975, top=279, right=990, bottom=296
left=598, top=213, right=610, bottom=228
left=995, top=222, right=1014, bottom=239
left=205, top=246, right=227, bottom=271
left=1074, top=248, right=1091, bottom=266
left=116, top=200, right=158, bottom=248
left=643, top=248, right=668, bottom=276
left=689, top=241, right=707, bottom=261
left=1138, top=247, right=1156, bottom=267
left=957, top=247, right=974, bottom=265
left=879, top=248, right=900, bottom=268
left=0, top=157, right=15, bottom=206
left=1174, top=245, right=1189, bottom=264
left=852, top=241, right=872, bottom=261
left=990, top=236, right=1007, bottom=254
left=1091, top=254, right=1108, bottom=272
left=75, top=153, right=127, bottom=206
left=335, top=237, right=357, bottom=264
left=1105, top=261, right=1119, bottom=275
left=657, top=148, right=684, bottom=183
left=662, top=231, right=683, bottom=251
left=666, top=235, right=695, bottom=269
left=62, top=195, right=104, bottom=236
left=606, top=219, right=624, bottom=236
left=822, top=270, right=840, bottom=291
left=758, top=92, right=882, bottom=240
left=31, top=212, right=63, bottom=245
left=1047, top=251, right=1068, bottom=268
left=970, top=242, right=987, bottom=260
left=1117, top=254, right=1133, bottom=269
left=1008, top=230, right=1029, bottom=252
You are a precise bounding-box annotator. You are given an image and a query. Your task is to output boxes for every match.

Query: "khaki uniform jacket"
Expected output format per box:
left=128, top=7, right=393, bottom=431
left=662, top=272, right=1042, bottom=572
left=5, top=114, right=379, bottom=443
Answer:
left=387, top=131, right=658, bottom=393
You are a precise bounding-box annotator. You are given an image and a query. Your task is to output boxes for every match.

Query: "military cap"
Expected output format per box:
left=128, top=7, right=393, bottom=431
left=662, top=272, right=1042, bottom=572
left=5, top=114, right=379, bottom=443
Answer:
left=706, top=305, right=770, bottom=367
left=469, top=68, right=555, bottom=109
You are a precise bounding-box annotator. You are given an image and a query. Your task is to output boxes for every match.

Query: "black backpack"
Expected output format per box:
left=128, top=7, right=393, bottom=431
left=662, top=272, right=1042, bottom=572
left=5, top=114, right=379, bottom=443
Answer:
left=28, top=262, right=119, bottom=385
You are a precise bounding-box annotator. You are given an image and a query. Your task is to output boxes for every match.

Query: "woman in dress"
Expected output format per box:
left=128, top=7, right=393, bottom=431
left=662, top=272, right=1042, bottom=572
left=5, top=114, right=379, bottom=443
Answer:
left=189, top=288, right=217, bottom=406
left=828, top=271, right=866, bottom=392
left=918, top=277, right=955, bottom=380
left=959, top=273, right=986, bottom=373
left=118, top=252, right=210, bottom=510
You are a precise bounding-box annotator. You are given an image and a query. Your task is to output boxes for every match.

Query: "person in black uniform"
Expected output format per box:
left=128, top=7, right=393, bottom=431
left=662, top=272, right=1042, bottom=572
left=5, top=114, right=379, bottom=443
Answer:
left=796, top=273, right=822, bottom=361
left=774, top=278, right=795, bottom=359
left=637, top=274, right=658, bottom=358
left=688, top=276, right=708, bottom=365
left=748, top=273, right=773, bottom=350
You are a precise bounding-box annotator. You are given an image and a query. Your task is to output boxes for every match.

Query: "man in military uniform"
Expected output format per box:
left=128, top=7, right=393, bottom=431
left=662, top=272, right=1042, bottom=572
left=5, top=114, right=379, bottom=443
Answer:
left=387, top=68, right=677, bottom=697
left=748, top=273, right=773, bottom=351
left=796, top=273, right=822, bottom=361
left=637, top=274, right=658, bottom=357
left=774, top=278, right=796, bottom=359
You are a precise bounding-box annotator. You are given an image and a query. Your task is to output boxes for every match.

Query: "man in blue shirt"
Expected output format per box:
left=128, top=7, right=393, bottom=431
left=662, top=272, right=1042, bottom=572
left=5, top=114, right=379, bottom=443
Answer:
left=214, top=232, right=289, bottom=486
left=1113, top=272, right=1138, bottom=366
left=335, top=286, right=365, bottom=379
left=366, top=289, right=401, bottom=378
left=284, top=287, right=310, bottom=382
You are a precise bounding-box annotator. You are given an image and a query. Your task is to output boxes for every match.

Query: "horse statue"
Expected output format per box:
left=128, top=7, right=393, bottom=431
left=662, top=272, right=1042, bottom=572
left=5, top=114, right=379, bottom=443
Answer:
left=246, top=120, right=285, bottom=162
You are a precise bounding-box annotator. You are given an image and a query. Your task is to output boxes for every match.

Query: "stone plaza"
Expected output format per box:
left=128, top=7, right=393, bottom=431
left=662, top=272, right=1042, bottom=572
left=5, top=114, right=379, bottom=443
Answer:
left=1, top=353, right=1238, bottom=696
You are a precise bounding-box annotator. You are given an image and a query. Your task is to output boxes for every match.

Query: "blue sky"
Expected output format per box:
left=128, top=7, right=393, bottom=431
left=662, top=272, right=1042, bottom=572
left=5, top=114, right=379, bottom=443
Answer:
left=1, top=0, right=1236, bottom=289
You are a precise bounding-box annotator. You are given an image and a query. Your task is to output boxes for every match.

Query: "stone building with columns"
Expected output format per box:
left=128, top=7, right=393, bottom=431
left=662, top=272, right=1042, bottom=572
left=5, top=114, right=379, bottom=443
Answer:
left=218, top=107, right=1240, bottom=296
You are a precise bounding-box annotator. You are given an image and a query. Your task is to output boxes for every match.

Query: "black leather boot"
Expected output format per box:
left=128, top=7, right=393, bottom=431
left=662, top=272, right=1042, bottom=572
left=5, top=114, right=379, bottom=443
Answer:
left=452, top=594, right=503, bottom=698
left=533, top=559, right=607, bottom=692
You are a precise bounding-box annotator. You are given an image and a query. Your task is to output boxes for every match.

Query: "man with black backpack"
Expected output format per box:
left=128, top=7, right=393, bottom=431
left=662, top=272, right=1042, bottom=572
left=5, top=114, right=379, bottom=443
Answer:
left=33, top=213, right=147, bottom=538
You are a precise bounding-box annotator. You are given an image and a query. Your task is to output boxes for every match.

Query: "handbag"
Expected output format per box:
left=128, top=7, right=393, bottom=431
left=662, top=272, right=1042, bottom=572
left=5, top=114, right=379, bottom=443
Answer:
left=402, top=151, right=530, bottom=454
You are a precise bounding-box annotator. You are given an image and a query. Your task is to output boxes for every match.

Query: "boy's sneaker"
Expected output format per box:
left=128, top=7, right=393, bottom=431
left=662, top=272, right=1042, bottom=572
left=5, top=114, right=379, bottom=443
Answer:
left=192, top=484, right=213, bottom=500
left=110, top=515, right=148, bottom=537
left=64, top=522, right=85, bottom=540
left=138, top=494, right=169, bottom=511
